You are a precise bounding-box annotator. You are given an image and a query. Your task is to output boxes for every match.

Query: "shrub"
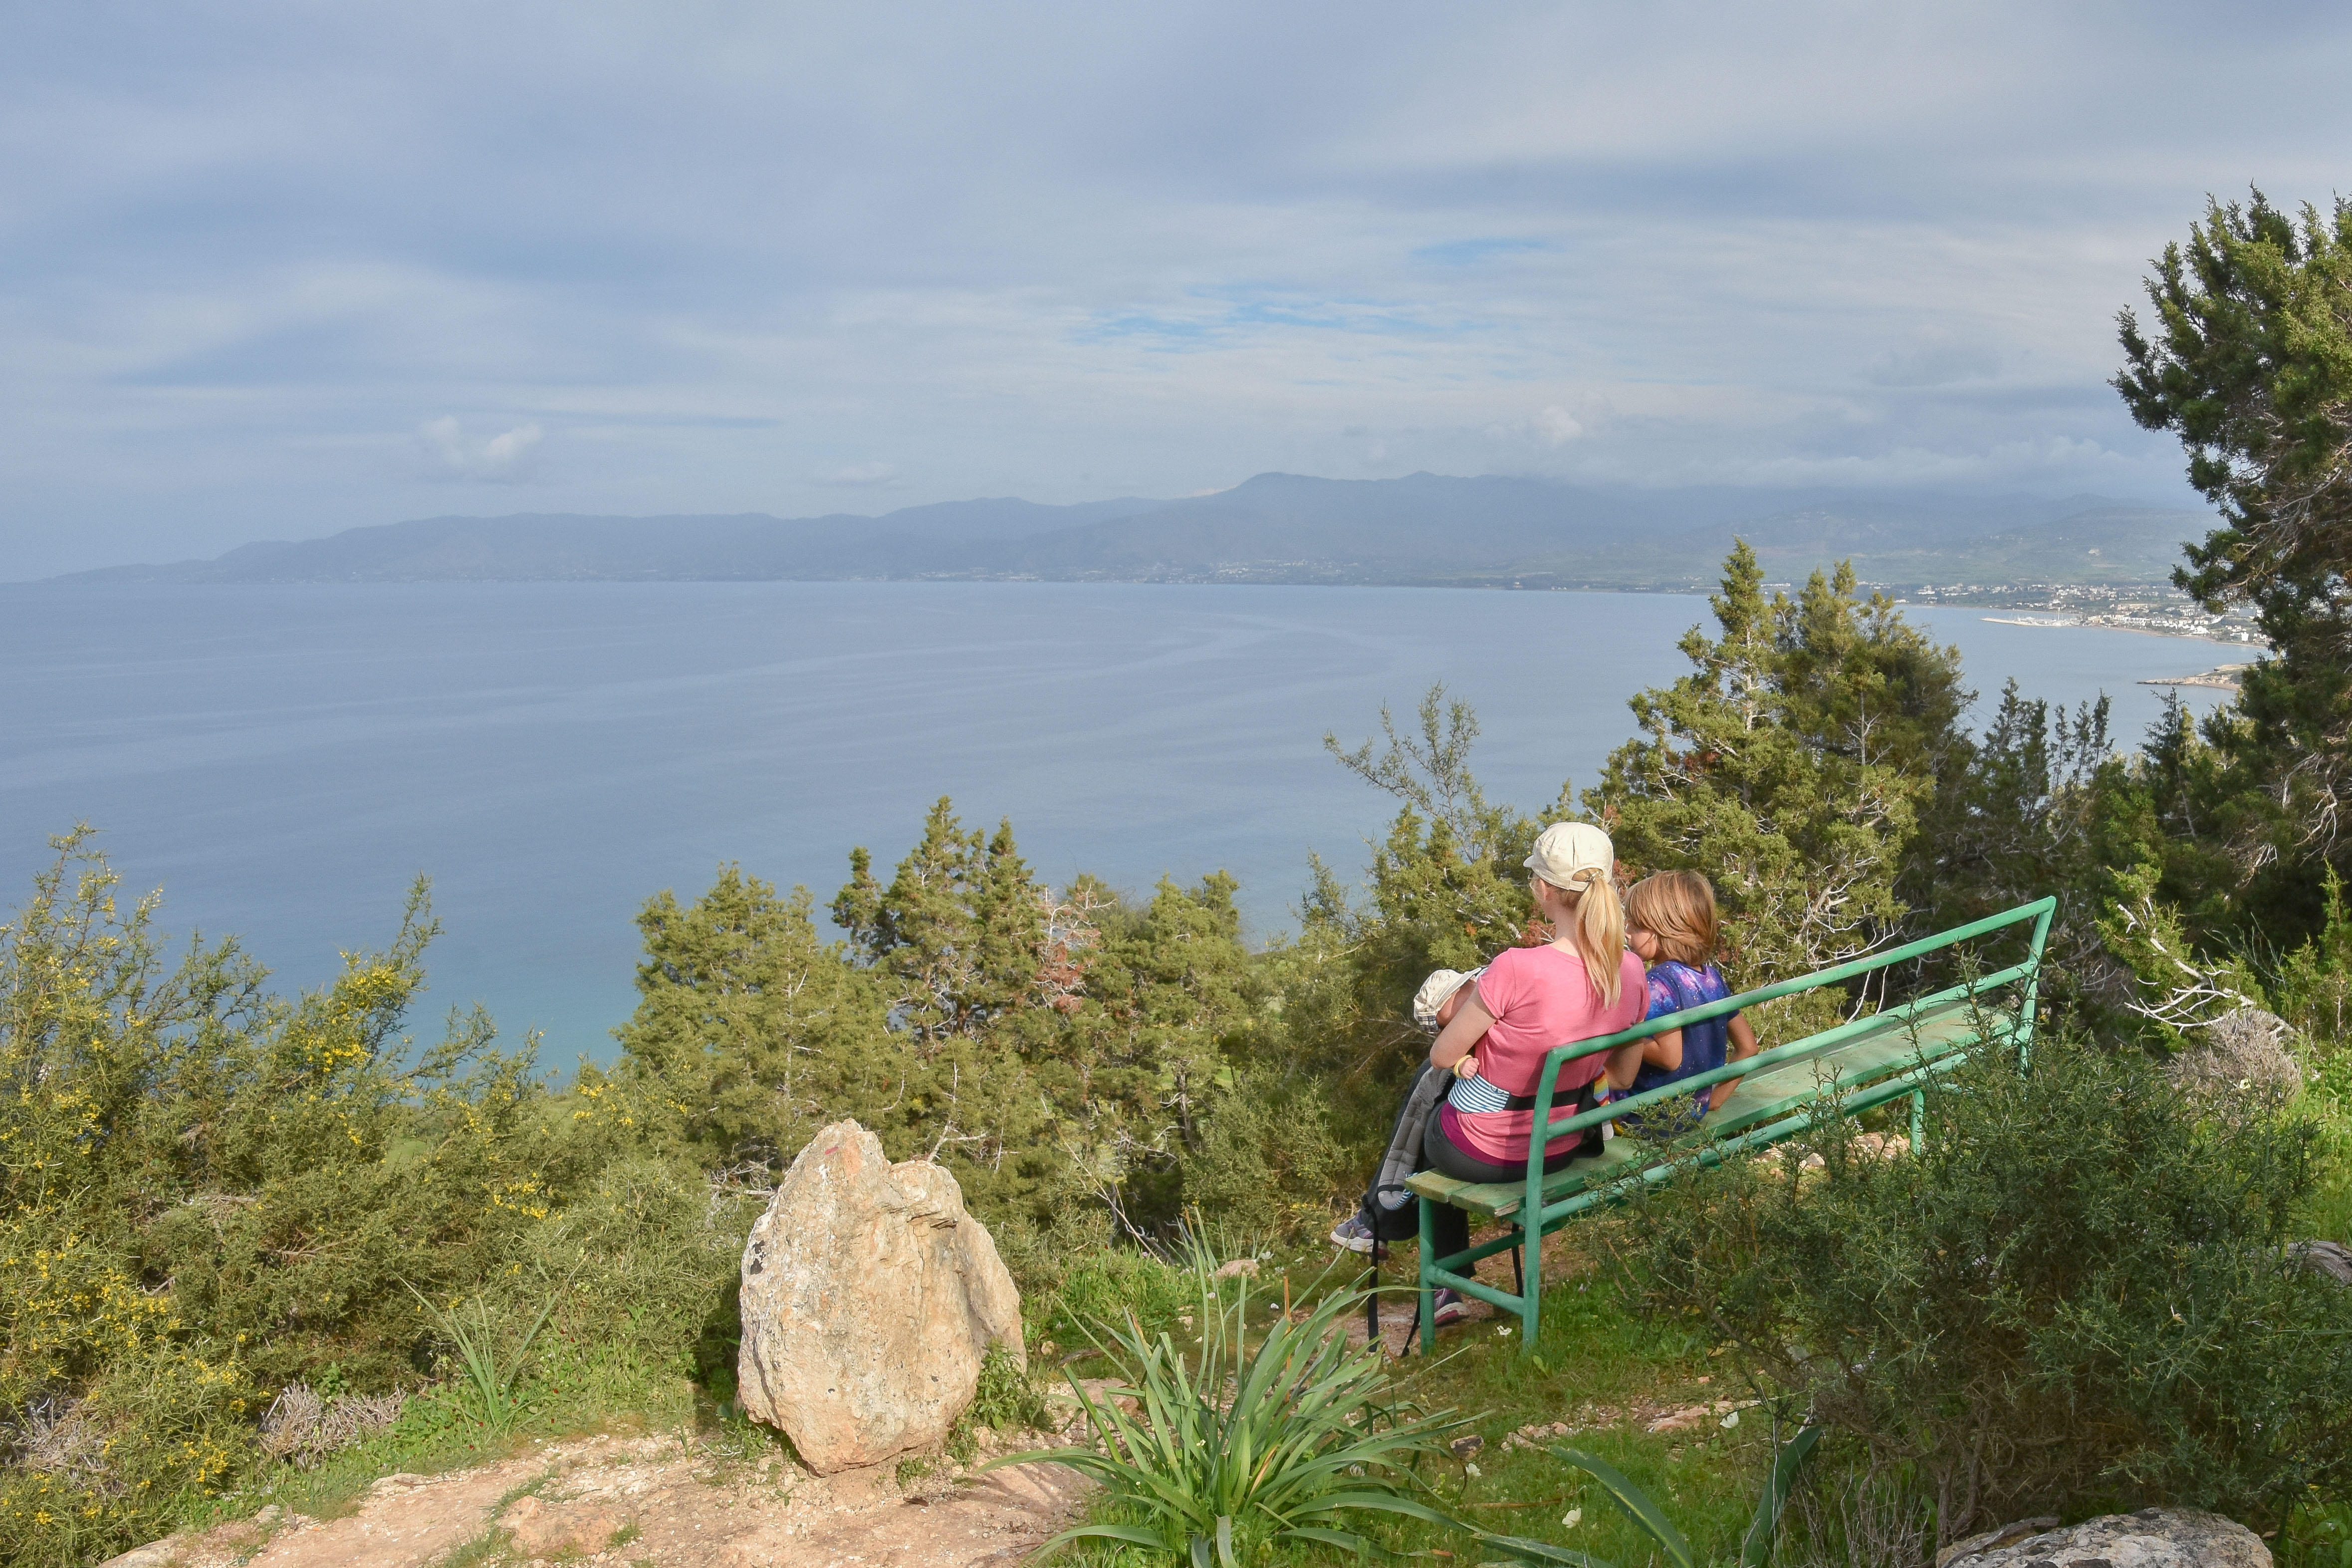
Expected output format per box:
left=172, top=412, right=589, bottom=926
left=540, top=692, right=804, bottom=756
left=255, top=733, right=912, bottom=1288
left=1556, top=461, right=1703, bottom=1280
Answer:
left=1176, top=1071, right=1351, bottom=1238
left=1041, top=1247, right=1196, bottom=1346
left=0, top=835, right=622, bottom=1564
left=513, top=1154, right=755, bottom=1366
left=1632, top=1029, right=2352, bottom=1544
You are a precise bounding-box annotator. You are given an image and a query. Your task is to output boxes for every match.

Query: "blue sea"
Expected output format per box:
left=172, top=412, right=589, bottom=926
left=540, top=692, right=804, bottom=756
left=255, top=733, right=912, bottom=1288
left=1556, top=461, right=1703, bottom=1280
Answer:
left=0, top=583, right=2230, bottom=1065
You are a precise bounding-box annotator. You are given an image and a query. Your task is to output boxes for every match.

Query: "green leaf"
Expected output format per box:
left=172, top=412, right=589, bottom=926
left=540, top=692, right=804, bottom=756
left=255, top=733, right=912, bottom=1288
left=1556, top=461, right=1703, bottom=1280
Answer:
left=1738, top=1424, right=1823, bottom=1568
left=1545, top=1447, right=1694, bottom=1568
left=1472, top=1530, right=1621, bottom=1568
left=1278, top=1525, right=1374, bottom=1553
left=1029, top=1521, right=1168, bottom=1560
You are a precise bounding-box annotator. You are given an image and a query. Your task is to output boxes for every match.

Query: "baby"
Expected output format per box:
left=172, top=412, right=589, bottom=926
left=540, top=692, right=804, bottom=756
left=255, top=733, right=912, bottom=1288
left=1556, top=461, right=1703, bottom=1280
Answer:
left=1412, top=966, right=1481, bottom=1055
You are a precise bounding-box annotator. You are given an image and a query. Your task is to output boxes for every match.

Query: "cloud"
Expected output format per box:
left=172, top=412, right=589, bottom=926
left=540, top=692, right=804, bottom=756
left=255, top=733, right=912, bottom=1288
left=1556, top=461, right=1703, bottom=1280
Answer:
left=810, top=461, right=898, bottom=487
left=1532, top=407, right=1583, bottom=447
left=3, top=1, right=2329, bottom=571
left=417, top=417, right=543, bottom=482
left=1869, top=329, right=2002, bottom=388
left=1484, top=407, right=1585, bottom=448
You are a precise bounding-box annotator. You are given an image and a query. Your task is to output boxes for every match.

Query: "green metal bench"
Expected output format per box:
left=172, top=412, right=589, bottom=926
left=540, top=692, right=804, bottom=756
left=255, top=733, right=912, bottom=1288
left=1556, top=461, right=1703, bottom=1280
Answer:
left=1402, top=896, right=2055, bottom=1355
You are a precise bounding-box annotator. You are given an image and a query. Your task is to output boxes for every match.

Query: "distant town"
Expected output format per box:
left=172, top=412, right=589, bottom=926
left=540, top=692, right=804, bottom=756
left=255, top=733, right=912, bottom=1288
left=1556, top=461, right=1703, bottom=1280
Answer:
left=1883, top=580, right=2265, bottom=645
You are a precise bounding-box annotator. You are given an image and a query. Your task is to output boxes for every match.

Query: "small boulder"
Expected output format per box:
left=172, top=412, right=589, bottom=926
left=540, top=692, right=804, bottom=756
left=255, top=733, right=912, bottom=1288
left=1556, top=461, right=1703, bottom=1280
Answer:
left=737, top=1120, right=1023, bottom=1473
left=2169, top=1008, right=2304, bottom=1101
left=1943, top=1507, right=2268, bottom=1568
left=2290, top=1238, right=2352, bottom=1286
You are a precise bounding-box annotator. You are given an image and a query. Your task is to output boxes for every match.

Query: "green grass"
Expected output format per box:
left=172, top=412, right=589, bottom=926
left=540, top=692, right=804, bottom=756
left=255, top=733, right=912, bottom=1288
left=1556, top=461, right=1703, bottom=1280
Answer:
left=2285, top=1493, right=2352, bottom=1568
left=2299, top=1050, right=2352, bottom=1244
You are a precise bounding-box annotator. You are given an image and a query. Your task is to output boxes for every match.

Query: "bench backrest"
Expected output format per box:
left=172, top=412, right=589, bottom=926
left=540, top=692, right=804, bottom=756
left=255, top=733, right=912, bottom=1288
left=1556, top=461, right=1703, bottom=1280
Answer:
left=1513, top=896, right=2056, bottom=1196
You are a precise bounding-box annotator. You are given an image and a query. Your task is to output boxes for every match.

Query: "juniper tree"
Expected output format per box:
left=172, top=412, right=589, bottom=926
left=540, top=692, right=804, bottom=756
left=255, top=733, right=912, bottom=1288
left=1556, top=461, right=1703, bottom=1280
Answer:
left=1591, top=544, right=1970, bottom=986
left=612, top=865, right=894, bottom=1171
left=2116, top=191, right=2352, bottom=939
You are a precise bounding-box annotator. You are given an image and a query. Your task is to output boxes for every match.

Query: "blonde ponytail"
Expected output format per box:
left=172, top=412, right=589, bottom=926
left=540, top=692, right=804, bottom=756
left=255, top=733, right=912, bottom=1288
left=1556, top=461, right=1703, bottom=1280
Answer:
left=1562, top=871, right=1627, bottom=1007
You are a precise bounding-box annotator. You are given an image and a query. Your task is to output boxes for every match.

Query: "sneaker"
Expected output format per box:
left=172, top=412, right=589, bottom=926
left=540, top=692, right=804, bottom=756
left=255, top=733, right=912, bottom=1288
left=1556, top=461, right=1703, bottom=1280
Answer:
left=1432, top=1288, right=1470, bottom=1327
left=1329, top=1212, right=1378, bottom=1254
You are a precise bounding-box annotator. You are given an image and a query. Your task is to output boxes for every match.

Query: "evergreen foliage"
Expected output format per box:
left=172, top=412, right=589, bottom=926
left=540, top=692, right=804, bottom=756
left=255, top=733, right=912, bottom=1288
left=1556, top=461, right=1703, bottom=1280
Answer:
left=0, top=832, right=594, bottom=1561
left=2117, top=192, right=2352, bottom=943
left=615, top=866, right=892, bottom=1171
left=1593, top=547, right=1968, bottom=982
left=1632, top=1032, right=2352, bottom=1542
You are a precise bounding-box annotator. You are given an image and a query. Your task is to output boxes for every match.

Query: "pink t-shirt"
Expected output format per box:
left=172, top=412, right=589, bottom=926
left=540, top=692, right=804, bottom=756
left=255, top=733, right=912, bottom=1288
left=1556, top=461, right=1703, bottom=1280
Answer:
left=1442, top=942, right=1648, bottom=1164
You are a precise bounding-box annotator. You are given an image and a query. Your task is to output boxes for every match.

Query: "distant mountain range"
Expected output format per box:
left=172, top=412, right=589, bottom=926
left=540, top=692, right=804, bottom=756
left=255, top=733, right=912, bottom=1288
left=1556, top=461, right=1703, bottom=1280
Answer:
left=62, top=473, right=2215, bottom=590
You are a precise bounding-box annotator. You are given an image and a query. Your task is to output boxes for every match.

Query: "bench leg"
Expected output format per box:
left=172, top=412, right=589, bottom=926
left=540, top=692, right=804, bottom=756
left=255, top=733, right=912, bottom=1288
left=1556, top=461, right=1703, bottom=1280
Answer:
left=1519, top=1219, right=1542, bottom=1351
left=1511, top=1243, right=1523, bottom=1298
left=1416, top=1192, right=1437, bottom=1357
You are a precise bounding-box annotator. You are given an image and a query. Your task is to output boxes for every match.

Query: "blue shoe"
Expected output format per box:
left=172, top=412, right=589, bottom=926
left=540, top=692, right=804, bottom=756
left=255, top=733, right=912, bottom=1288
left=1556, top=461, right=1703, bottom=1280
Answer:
left=1329, top=1213, right=1378, bottom=1254
left=1432, top=1288, right=1470, bottom=1327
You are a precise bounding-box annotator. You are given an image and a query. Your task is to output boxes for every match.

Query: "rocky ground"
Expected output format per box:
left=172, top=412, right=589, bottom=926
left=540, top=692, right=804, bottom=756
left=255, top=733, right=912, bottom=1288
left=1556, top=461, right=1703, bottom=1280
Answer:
left=102, top=1432, right=1091, bottom=1568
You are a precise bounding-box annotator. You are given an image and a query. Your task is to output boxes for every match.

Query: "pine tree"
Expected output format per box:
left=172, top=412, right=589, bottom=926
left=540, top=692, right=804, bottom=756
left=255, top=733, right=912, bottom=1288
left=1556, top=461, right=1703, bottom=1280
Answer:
left=1592, top=544, right=1969, bottom=982
left=614, top=865, right=892, bottom=1170
left=2113, top=191, right=2352, bottom=942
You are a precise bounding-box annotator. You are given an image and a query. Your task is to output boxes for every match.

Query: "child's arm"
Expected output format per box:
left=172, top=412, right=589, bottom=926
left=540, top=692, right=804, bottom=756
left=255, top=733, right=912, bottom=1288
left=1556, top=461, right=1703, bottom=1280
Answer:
left=1707, top=1013, right=1761, bottom=1112
left=1642, top=1027, right=1683, bottom=1073
left=1430, top=991, right=1495, bottom=1072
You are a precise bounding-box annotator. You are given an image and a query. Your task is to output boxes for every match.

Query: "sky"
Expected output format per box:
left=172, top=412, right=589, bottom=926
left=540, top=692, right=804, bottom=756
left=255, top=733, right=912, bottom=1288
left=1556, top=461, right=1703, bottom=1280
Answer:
left=4, top=2, right=2348, bottom=579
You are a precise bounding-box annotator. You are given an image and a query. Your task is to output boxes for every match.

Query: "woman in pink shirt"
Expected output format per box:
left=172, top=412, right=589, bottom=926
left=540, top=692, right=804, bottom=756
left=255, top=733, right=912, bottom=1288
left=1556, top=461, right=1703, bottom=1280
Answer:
left=1420, top=822, right=1647, bottom=1320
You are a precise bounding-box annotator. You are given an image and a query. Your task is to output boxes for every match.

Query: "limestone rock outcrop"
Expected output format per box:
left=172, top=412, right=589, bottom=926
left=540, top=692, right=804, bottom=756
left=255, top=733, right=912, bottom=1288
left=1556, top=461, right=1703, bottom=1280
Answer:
left=737, top=1120, right=1023, bottom=1473
left=1941, top=1507, right=2269, bottom=1568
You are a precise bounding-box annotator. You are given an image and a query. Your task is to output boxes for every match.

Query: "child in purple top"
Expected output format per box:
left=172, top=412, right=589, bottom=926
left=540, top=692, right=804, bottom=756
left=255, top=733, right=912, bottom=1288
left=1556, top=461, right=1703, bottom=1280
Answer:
left=1621, top=872, right=1759, bottom=1129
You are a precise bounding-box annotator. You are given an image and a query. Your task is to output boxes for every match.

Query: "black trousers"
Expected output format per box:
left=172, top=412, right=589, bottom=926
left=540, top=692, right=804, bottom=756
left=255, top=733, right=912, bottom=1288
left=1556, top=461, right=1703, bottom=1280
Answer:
left=1411, top=1067, right=1582, bottom=1261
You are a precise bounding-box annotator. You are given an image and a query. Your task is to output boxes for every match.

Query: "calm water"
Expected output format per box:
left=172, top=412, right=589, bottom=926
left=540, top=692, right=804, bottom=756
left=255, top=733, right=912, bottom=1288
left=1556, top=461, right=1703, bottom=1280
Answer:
left=0, top=583, right=2229, bottom=1064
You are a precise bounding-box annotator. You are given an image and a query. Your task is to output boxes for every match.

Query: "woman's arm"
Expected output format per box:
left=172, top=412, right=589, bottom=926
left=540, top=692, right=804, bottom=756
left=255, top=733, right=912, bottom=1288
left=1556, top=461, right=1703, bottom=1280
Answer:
left=1707, top=1014, right=1761, bottom=1112
left=1430, top=991, right=1495, bottom=1071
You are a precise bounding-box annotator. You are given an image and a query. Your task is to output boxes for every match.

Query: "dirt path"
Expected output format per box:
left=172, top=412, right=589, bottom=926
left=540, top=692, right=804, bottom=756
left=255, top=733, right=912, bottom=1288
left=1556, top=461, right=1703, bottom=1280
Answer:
left=105, top=1432, right=1092, bottom=1568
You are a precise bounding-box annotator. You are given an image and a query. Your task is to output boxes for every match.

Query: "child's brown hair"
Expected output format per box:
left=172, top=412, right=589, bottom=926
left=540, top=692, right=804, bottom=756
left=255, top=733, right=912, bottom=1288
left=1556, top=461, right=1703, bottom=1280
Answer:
left=1625, top=871, right=1719, bottom=968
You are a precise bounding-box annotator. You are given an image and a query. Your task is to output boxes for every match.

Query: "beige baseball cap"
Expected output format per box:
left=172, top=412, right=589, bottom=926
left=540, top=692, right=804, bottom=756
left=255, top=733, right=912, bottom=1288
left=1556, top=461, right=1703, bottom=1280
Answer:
left=1524, top=821, right=1615, bottom=891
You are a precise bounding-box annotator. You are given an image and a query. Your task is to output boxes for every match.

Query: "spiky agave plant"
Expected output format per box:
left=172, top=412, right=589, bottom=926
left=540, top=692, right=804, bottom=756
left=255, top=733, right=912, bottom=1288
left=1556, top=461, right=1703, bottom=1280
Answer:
left=986, top=1262, right=1464, bottom=1565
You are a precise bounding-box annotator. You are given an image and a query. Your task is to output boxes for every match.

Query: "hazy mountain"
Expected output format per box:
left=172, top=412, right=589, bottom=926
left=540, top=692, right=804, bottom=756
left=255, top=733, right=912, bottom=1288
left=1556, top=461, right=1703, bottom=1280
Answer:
left=61, top=473, right=2213, bottom=589
left=69, top=496, right=1163, bottom=583
left=992, top=472, right=1664, bottom=578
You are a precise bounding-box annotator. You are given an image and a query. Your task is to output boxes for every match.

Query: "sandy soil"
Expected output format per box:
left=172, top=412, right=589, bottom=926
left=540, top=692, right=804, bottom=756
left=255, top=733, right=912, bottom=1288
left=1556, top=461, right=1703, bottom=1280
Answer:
left=103, top=1431, right=1091, bottom=1568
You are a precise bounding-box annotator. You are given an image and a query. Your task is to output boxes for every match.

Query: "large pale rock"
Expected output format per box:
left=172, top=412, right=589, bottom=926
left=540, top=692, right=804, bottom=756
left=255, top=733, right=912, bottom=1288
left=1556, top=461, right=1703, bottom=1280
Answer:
left=737, top=1120, right=1023, bottom=1473
left=1944, top=1507, right=2269, bottom=1568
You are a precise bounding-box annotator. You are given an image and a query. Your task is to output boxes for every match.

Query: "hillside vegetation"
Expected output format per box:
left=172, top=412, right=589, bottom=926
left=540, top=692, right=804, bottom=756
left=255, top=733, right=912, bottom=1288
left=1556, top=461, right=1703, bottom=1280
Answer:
left=8, top=533, right=2351, bottom=1567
